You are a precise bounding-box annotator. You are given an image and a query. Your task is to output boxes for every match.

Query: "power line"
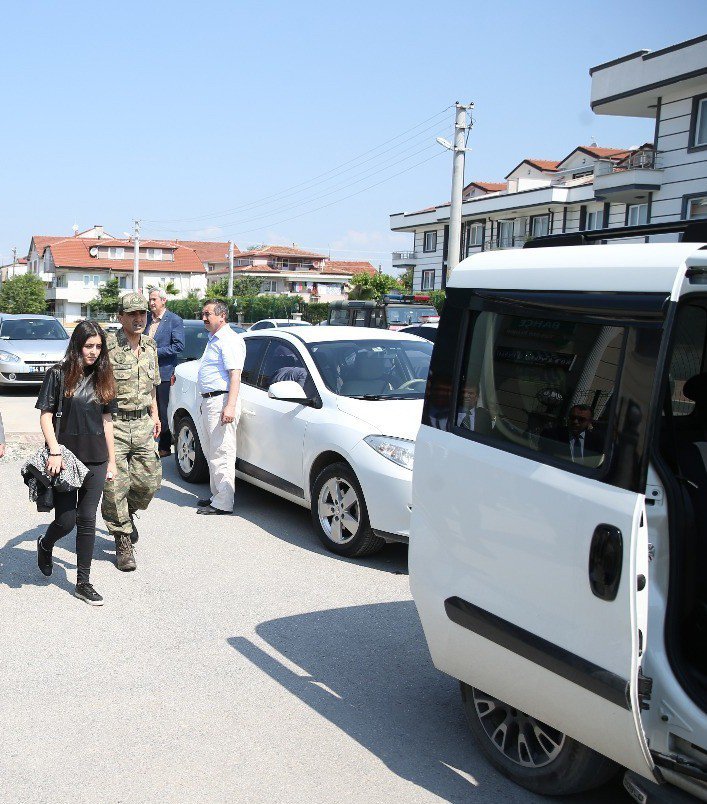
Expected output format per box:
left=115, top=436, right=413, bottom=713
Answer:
left=143, top=106, right=453, bottom=225
left=226, top=150, right=446, bottom=239
left=146, top=137, right=448, bottom=235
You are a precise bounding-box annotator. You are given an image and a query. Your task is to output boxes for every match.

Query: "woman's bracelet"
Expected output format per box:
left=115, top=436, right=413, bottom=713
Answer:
left=49, top=452, right=61, bottom=457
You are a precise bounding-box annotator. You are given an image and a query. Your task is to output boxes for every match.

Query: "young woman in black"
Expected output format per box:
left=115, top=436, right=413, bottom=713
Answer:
left=35, top=320, right=117, bottom=605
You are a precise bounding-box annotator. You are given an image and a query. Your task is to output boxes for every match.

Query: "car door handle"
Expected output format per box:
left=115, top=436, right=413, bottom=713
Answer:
left=242, top=408, right=256, bottom=416
left=588, top=524, right=623, bottom=601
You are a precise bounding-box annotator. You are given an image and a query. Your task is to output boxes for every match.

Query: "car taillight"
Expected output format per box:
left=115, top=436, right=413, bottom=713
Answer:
left=170, top=374, right=176, bottom=386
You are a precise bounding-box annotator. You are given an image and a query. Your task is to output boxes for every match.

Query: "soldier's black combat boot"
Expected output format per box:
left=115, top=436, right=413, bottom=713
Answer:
left=115, top=533, right=137, bottom=572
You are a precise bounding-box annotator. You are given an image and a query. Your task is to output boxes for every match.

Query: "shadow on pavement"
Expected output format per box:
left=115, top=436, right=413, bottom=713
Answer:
left=229, top=601, right=629, bottom=804
left=0, top=525, right=118, bottom=597
left=161, top=458, right=409, bottom=576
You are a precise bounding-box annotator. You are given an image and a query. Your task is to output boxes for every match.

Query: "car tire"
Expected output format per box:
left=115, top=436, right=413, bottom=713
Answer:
left=311, top=462, right=386, bottom=557
left=174, top=414, right=209, bottom=484
left=460, top=683, right=619, bottom=796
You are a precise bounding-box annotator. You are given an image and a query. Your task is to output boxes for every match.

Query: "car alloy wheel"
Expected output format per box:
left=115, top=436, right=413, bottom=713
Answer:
left=317, top=476, right=361, bottom=544
left=177, top=423, right=196, bottom=475
left=472, top=688, right=565, bottom=768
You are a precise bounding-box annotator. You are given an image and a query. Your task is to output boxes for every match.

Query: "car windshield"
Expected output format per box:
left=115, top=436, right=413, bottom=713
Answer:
left=0, top=318, right=68, bottom=340
left=308, top=339, right=432, bottom=399
left=386, top=305, right=438, bottom=325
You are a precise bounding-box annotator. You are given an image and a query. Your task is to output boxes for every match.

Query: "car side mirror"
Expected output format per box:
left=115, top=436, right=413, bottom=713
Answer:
left=268, top=380, right=314, bottom=406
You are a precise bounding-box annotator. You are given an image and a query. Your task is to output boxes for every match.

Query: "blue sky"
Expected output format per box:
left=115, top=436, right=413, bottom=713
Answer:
left=2, top=1, right=705, bottom=272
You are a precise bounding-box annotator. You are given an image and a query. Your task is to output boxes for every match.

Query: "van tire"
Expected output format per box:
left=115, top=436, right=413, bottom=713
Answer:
left=460, top=683, right=619, bottom=796
left=311, top=463, right=385, bottom=557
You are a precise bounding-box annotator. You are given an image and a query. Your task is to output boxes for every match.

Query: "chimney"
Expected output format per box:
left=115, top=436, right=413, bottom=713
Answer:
left=94, top=225, right=104, bottom=238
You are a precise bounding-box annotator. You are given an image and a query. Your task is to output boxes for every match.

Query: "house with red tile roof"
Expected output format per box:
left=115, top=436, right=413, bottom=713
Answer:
left=25, top=226, right=210, bottom=322
left=206, top=244, right=376, bottom=302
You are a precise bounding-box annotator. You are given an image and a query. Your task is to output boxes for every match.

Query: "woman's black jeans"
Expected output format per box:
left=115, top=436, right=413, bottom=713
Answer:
left=42, top=462, right=107, bottom=584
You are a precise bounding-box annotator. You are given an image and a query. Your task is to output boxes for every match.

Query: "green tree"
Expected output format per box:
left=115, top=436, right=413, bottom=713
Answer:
left=209, top=276, right=262, bottom=298
left=347, top=272, right=402, bottom=300
left=90, top=277, right=122, bottom=316
left=399, top=266, right=414, bottom=293
left=429, top=289, right=446, bottom=314
left=0, top=274, right=47, bottom=314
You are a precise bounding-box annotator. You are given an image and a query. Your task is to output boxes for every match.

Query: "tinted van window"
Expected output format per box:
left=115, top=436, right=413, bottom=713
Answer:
left=242, top=338, right=268, bottom=386
left=455, top=311, right=624, bottom=470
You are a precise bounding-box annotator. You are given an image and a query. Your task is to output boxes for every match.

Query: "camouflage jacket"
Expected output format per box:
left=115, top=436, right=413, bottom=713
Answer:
left=106, top=329, right=160, bottom=411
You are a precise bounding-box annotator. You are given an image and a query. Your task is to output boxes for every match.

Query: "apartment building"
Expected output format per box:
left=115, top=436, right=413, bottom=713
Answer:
left=206, top=244, right=376, bottom=301
left=391, top=34, right=707, bottom=291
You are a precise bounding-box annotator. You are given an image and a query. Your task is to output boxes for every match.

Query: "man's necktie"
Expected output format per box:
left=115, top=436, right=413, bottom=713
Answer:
left=462, top=411, right=472, bottom=430
left=572, top=435, right=582, bottom=461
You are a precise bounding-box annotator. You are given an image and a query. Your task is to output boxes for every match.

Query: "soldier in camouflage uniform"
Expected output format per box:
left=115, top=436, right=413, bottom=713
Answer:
left=101, top=292, right=162, bottom=571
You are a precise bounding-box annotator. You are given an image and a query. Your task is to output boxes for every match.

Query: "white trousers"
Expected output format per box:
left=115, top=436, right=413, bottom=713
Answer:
left=200, top=394, right=240, bottom=512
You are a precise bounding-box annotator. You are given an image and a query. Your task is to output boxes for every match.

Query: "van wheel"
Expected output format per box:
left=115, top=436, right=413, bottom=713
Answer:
left=460, top=684, right=619, bottom=796
left=311, top=463, right=385, bottom=557
left=175, top=415, right=209, bottom=483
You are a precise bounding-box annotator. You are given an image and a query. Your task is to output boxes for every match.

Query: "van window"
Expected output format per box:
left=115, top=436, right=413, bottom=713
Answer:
left=455, top=310, right=625, bottom=471
left=329, top=308, right=349, bottom=326
left=668, top=305, right=707, bottom=416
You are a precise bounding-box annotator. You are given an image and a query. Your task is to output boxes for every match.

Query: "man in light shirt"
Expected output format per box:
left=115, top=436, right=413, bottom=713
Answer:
left=196, top=300, right=245, bottom=515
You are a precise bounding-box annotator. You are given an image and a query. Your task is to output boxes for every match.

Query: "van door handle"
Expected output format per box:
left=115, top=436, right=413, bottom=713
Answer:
left=588, top=524, right=623, bottom=601
left=242, top=408, right=256, bottom=416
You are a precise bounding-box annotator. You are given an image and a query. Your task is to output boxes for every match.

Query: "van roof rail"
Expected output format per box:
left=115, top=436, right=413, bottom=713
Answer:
left=523, top=220, right=707, bottom=248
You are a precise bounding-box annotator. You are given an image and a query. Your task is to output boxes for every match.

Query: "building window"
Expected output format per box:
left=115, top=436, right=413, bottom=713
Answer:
left=530, top=215, right=550, bottom=238
left=423, top=231, right=437, bottom=252
left=689, top=95, right=707, bottom=150
left=261, top=280, right=278, bottom=293
left=498, top=220, right=514, bottom=248
left=686, top=195, right=707, bottom=220
left=586, top=209, right=604, bottom=230
left=421, top=269, right=435, bottom=291
left=627, top=203, right=648, bottom=226
left=147, top=248, right=163, bottom=261
left=108, top=247, right=125, bottom=259
left=118, top=275, right=133, bottom=289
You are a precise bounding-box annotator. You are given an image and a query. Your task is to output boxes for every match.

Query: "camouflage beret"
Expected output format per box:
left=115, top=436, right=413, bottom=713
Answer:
left=118, top=292, right=149, bottom=313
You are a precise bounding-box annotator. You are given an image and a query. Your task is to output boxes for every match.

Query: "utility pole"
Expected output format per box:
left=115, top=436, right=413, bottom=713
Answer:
left=227, top=240, right=234, bottom=297
left=440, top=102, right=473, bottom=282
left=11, top=246, right=17, bottom=278
left=132, top=219, right=141, bottom=293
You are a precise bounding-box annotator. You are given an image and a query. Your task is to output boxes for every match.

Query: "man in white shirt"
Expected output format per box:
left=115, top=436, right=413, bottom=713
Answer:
left=196, top=300, right=246, bottom=515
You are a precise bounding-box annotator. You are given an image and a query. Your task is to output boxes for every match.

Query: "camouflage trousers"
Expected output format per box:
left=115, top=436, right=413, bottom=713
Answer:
left=101, top=416, right=162, bottom=539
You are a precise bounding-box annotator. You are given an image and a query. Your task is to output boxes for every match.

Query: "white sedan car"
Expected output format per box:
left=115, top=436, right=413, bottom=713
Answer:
left=168, top=326, right=432, bottom=556
left=248, top=319, right=312, bottom=330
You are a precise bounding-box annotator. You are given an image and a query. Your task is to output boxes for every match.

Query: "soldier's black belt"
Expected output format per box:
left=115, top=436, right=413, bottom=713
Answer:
left=201, top=390, right=228, bottom=398
left=116, top=407, right=151, bottom=420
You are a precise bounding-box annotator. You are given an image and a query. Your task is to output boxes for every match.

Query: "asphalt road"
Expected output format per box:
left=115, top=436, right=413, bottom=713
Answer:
left=0, top=392, right=630, bottom=803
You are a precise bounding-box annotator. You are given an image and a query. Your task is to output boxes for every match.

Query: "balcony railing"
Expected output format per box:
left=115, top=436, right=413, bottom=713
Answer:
left=594, top=150, right=662, bottom=176
left=392, top=251, right=419, bottom=262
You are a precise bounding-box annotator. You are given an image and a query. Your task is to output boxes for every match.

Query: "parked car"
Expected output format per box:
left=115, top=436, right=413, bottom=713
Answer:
left=398, top=323, right=438, bottom=342
left=249, top=319, right=312, bottom=331
left=327, top=294, right=439, bottom=330
left=410, top=222, right=707, bottom=801
left=168, top=326, right=432, bottom=556
left=175, top=320, right=246, bottom=367
left=0, top=313, right=69, bottom=387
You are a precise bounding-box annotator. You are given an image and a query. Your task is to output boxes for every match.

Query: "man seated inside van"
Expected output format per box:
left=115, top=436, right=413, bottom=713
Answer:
left=455, top=384, right=492, bottom=434
left=539, top=404, right=604, bottom=465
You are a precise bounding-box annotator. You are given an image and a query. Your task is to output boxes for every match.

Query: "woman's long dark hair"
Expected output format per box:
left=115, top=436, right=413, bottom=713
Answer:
left=62, top=320, right=115, bottom=404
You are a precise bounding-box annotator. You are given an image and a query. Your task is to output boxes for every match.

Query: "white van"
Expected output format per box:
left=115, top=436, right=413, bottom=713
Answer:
left=410, top=225, right=707, bottom=801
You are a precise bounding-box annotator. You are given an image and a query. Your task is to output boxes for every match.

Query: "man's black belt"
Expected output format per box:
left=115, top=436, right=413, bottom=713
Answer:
left=116, top=407, right=151, bottom=420
left=201, top=390, right=227, bottom=398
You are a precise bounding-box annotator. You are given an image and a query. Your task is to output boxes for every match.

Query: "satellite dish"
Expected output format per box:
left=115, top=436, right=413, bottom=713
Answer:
left=89, top=246, right=98, bottom=257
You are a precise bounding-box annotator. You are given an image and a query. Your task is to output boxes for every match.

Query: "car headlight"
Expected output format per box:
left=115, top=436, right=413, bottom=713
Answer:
left=0, top=351, right=20, bottom=363
left=363, top=435, right=415, bottom=470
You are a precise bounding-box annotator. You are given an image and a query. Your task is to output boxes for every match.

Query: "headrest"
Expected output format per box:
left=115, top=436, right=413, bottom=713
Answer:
left=683, top=373, right=707, bottom=404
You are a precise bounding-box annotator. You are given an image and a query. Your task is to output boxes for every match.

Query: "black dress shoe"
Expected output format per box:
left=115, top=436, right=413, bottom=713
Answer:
left=196, top=505, right=230, bottom=515
left=197, top=498, right=212, bottom=507
left=37, top=536, right=53, bottom=577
